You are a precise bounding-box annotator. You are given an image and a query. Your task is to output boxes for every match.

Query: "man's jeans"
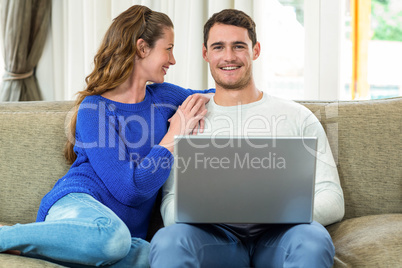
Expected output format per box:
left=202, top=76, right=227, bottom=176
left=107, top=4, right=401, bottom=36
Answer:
left=0, top=193, right=149, bottom=267
left=150, top=221, right=335, bottom=268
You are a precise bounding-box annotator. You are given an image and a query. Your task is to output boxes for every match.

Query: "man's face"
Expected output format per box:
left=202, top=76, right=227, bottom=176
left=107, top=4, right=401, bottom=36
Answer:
left=203, top=23, right=260, bottom=90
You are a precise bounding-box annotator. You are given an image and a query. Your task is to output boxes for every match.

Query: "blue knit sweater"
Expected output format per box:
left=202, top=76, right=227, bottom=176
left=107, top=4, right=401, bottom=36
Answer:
left=36, top=83, right=214, bottom=239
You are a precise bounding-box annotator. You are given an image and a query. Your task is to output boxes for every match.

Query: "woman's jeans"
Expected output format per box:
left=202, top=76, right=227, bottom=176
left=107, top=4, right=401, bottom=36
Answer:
left=0, top=193, right=149, bottom=267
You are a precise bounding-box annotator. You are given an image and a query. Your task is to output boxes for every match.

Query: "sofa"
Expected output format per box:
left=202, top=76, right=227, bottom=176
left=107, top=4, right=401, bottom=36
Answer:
left=0, top=97, right=401, bottom=267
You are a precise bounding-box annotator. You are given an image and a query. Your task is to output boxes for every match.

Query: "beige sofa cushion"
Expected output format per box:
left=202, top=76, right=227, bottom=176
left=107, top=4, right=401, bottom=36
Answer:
left=0, top=254, right=65, bottom=268
left=300, top=97, right=402, bottom=220
left=0, top=101, right=73, bottom=224
left=327, top=214, right=402, bottom=267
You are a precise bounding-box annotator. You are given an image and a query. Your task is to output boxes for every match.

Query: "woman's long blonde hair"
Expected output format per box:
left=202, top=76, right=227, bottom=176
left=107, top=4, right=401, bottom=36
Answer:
left=64, top=5, right=173, bottom=164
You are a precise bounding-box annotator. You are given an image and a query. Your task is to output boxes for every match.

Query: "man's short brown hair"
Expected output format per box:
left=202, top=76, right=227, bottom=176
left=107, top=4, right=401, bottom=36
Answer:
left=203, top=9, right=257, bottom=48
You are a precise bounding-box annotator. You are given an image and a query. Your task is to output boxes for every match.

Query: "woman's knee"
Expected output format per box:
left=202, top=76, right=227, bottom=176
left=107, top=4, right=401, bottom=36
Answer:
left=89, top=218, right=132, bottom=265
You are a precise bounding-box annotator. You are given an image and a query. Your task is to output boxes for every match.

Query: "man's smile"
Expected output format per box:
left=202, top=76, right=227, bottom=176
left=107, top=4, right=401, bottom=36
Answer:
left=219, top=64, right=242, bottom=72
left=220, top=66, right=241, bottom=71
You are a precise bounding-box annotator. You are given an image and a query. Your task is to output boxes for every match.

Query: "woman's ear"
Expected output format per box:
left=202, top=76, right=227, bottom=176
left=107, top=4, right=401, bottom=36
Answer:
left=136, top=39, right=149, bottom=58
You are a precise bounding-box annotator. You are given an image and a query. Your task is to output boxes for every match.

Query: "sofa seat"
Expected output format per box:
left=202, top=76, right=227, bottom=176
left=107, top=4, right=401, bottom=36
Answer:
left=0, top=254, right=64, bottom=268
left=327, top=214, right=402, bottom=267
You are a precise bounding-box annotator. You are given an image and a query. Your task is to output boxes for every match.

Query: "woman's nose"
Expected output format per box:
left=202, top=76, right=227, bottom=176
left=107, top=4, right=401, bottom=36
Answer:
left=170, top=52, right=176, bottom=65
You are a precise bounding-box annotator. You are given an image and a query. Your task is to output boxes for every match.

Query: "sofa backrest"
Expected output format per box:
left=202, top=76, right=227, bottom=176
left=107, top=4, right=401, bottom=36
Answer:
left=299, top=97, right=402, bottom=220
left=0, top=97, right=401, bottom=225
left=0, top=101, right=74, bottom=224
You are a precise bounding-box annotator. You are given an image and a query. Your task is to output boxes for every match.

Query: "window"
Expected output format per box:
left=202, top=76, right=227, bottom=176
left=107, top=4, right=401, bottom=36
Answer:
left=257, top=0, right=345, bottom=100
left=256, top=0, right=305, bottom=100
left=344, top=0, right=402, bottom=100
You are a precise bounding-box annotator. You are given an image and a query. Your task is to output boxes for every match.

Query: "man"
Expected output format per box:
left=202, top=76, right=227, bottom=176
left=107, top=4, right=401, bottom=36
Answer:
left=149, top=9, right=344, bottom=268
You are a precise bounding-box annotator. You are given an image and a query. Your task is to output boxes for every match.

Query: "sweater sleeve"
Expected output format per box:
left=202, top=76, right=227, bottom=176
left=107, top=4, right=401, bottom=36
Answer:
left=300, top=107, right=345, bottom=226
left=75, top=100, right=173, bottom=206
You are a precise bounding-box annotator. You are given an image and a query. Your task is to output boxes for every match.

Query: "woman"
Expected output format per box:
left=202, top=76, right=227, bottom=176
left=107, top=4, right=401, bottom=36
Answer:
left=0, top=5, right=213, bottom=267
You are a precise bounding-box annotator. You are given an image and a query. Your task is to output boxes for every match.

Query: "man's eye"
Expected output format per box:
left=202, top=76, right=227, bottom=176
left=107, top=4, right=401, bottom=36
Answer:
left=213, top=46, right=223, bottom=50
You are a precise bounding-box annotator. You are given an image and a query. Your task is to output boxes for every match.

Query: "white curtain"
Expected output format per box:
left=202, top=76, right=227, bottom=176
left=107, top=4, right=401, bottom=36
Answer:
left=36, top=0, right=275, bottom=101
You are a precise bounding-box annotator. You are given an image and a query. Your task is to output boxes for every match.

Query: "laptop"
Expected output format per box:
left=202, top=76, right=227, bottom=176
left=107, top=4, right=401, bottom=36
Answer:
left=173, top=136, right=317, bottom=224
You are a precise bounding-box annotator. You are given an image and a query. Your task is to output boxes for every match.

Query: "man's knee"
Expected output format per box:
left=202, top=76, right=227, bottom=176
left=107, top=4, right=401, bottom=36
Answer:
left=287, top=222, right=335, bottom=266
left=150, top=224, right=193, bottom=251
left=292, top=222, right=334, bottom=252
left=150, top=224, right=201, bottom=266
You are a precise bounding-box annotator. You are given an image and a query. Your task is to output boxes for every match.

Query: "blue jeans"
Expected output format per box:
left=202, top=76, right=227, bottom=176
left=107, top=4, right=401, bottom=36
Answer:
left=149, top=221, right=335, bottom=268
left=0, top=193, right=149, bottom=267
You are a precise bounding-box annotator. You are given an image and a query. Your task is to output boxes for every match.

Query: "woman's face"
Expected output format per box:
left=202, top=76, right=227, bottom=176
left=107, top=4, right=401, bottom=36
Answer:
left=141, top=27, right=176, bottom=84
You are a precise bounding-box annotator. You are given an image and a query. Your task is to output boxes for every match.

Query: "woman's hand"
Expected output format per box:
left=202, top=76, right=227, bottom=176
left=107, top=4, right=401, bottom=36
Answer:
left=175, top=93, right=212, bottom=134
left=159, top=93, right=213, bottom=152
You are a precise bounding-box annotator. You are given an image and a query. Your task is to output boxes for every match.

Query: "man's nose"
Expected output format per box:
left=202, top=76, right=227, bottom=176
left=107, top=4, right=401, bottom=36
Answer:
left=223, top=48, right=236, bottom=61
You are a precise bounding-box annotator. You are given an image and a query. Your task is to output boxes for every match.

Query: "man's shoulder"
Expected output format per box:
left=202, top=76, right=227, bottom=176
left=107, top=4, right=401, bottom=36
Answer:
left=267, top=94, right=302, bottom=108
left=204, top=93, right=313, bottom=118
left=269, top=95, right=314, bottom=115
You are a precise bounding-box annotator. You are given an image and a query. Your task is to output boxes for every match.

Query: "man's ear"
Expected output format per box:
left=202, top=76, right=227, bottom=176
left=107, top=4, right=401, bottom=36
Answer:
left=136, top=39, right=149, bottom=58
left=202, top=44, right=209, bottom=62
left=253, top=41, right=261, bottom=60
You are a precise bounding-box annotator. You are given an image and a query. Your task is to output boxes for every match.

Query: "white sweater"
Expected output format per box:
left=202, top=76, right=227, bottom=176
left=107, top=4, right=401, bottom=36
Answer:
left=161, top=93, right=345, bottom=227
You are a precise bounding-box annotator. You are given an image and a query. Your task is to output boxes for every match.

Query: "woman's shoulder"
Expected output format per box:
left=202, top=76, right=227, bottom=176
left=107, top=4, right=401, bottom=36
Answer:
left=147, top=82, right=190, bottom=105
left=77, top=95, right=114, bottom=119
left=147, top=82, right=186, bottom=95
left=81, top=94, right=102, bottom=105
